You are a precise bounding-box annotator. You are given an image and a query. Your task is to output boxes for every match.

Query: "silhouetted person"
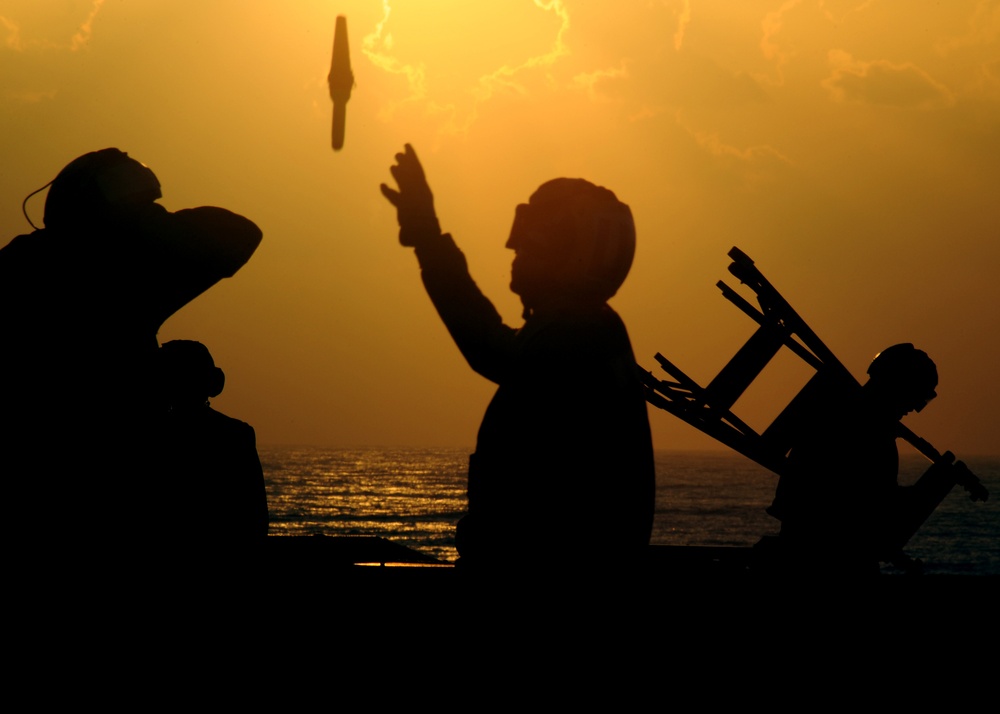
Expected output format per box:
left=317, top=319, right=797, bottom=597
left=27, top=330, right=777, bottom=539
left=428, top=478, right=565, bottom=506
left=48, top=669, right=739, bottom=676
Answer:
left=765, top=344, right=941, bottom=577
left=0, top=148, right=262, bottom=545
left=381, top=144, right=655, bottom=572
left=157, top=340, right=268, bottom=542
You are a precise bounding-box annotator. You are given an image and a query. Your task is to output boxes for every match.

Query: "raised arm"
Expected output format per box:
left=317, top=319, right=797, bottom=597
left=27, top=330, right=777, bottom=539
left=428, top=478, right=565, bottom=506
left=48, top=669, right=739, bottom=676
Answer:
left=134, top=202, right=263, bottom=329
left=381, top=144, right=516, bottom=382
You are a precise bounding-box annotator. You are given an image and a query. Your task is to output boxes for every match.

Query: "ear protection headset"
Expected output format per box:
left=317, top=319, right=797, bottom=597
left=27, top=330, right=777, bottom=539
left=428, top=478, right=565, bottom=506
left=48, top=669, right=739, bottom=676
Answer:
left=22, top=148, right=162, bottom=230
left=204, top=364, right=226, bottom=399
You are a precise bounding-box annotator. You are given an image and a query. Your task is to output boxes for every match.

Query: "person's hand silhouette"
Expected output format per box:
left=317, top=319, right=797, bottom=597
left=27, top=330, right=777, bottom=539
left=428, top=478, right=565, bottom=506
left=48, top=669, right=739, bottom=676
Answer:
left=380, top=144, right=440, bottom=247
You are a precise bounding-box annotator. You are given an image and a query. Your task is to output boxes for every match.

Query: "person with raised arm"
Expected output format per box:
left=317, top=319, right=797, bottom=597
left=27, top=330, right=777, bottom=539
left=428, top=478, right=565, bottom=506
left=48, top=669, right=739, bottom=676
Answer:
left=0, top=148, right=262, bottom=548
left=381, top=144, right=654, bottom=574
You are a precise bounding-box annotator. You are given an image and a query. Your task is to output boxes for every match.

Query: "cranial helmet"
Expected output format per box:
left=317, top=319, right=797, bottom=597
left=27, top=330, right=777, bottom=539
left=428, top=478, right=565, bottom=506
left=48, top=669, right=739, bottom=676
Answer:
left=43, top=148, right=162, bottom=230
left=867, top=343, right=938, bottom=408
left=159, top=340, right=225, bottom=400
left=507, top=178, right=636, bottom=302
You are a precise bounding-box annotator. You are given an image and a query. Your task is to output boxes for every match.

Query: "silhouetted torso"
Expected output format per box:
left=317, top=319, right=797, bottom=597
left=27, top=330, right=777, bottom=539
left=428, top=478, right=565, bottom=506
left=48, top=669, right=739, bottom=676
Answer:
left=768, top=390, right=902, bottom=576
left=157, top=404, right=269, bottom=541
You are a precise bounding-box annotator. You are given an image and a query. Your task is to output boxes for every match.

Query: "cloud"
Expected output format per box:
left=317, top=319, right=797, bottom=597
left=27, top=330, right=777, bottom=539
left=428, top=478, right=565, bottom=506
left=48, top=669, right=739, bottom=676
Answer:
left=361, top=0, right=573, bottom=139
left=687, top=124, right=791, bottom=165
left=674, top=0, right=691, bottom=52
left=758, top=0, right=804, bottom=85
left=818, top=0, right=876, bottom=24
left=362, top=0, right=429, bottom=117
left=675, top=110, right=793, bottom=187
left=935, top=0, right=1000, bottom=56
left=1, top=15, right=24, bottom=50
left=823, top=50, right=956, bottom=109
left=0, top=0, right=106, bottom=106
left=469, top=0, right=570, bottom=103
left=756, top=0, right=878, bottom=86
left=0, top=0, right=104, bottom=52
left=571, top=60, right=629, bottom=101
left=69, top=0, right=105, bottom=51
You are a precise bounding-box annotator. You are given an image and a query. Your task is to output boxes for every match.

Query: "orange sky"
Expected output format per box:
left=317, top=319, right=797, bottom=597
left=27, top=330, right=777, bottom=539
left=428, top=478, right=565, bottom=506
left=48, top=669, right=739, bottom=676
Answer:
left=2, top=1, right=998, bottom=456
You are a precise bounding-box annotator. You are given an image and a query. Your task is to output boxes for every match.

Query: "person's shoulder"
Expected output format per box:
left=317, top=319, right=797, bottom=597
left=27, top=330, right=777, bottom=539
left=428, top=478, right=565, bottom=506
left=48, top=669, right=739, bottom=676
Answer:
left=205, top=407, right=256, bottom=434
left=533, top=303, right=623, bottom=329
left=557, top=304, right=631, bottom=343
left=523, top=305, right=633, bottom=364
left=0, top=230, right=75, bottom=277
left=1, top=230, right=44, bottom=256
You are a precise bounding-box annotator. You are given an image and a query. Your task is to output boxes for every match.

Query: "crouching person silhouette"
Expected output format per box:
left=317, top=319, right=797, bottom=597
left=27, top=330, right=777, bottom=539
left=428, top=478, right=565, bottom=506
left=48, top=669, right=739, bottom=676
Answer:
left=157, top=340, right=269, bottom=544
left=766, top=344, right=942, bottom=577
left=381, top=144, right=655, bottom=574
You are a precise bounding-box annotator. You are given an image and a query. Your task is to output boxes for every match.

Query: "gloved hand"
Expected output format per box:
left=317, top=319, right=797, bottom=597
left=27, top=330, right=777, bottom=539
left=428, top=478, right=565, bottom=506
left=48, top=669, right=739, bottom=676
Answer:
left=379, top=143, right=441, bottom=248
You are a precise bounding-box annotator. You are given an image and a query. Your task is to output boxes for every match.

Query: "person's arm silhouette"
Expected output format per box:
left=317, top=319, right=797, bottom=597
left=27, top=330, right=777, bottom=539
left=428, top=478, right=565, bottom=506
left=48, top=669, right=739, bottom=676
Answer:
left=142, top=204, right=262, bottom=326
left=380, top=144, right=512, bottom=381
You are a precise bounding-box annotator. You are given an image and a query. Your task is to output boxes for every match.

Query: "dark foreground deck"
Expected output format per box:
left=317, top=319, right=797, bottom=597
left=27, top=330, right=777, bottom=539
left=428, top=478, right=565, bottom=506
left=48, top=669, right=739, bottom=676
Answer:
left=262, top=533, right=754, bottom=581
left=259, top=534, right=996, bottom=586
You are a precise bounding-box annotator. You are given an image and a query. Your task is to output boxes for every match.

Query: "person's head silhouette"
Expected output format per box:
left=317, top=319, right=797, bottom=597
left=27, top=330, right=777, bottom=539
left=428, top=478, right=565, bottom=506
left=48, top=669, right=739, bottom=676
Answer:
left=505, top=178, right=635, bottom=316
left=865, top=343, right=938, bottom=420
left=42, top=148, right=162, bottom=231
left=159, top=340, right=225, bottom=409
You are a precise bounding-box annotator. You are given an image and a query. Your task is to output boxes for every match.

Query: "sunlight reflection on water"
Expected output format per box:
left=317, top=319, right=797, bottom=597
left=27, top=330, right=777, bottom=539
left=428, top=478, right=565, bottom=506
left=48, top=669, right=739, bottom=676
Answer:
left=260, top=447, right=998, bottom=573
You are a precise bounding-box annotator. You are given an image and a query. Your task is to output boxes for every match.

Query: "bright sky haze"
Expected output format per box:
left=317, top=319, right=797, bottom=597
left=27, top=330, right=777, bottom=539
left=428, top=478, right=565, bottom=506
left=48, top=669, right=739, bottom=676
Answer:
left=2, top=1, right=998, bottom=457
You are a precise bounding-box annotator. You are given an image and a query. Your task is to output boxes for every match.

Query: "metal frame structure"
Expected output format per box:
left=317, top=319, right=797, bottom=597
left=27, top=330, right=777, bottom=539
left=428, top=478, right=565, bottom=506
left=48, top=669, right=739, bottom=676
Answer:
left=638, top=246, right=986, bottom=548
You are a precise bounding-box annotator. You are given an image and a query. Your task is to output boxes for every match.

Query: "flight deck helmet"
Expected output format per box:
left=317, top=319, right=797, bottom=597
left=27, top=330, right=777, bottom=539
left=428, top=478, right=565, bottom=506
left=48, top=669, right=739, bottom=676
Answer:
left=43, top=148, right=162, bottom=231
left=866, top=343, right=938, bottom=413
left=159, top=340, right=226, bottom=403
left=506, top=178, right=636, bottom=303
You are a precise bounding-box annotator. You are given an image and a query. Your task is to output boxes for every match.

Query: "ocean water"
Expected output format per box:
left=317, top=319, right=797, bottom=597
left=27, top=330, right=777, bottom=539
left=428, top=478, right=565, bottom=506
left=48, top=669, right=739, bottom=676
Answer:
left=260, top=447, right=999, bottom=575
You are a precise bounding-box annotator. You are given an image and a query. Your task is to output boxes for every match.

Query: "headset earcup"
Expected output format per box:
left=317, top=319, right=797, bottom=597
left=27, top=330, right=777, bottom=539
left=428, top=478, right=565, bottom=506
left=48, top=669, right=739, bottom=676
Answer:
left=207, top=367, right=225, bottom=399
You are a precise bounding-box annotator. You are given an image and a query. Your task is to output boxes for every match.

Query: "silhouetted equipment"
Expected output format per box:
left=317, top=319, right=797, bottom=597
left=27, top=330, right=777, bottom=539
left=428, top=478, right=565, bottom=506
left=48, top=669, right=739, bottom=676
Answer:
left=328, top=15, right=354, bottom=151
left=639, top=246, right=988, bottom=555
